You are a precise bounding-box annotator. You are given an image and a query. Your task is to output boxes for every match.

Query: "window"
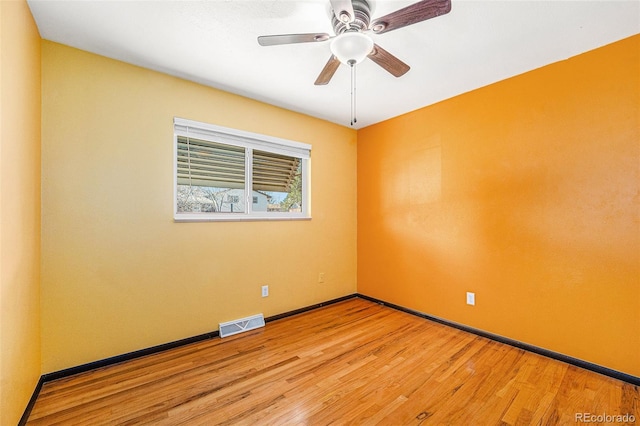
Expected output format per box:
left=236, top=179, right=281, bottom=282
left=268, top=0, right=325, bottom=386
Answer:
left=174, top=118, right=311, bottom=221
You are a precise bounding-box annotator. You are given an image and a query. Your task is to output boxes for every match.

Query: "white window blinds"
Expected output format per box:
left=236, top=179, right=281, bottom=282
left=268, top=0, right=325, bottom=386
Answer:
left=176, top=136, right=245, bottom=189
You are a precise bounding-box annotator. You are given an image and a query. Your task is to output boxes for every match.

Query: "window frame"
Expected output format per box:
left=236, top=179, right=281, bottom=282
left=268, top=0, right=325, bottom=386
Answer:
left=174, top=117, right=311, bottom=222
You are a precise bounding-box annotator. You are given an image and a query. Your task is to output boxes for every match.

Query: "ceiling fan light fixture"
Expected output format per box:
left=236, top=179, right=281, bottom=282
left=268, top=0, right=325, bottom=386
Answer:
left=330, top=32, right=373, bottom=65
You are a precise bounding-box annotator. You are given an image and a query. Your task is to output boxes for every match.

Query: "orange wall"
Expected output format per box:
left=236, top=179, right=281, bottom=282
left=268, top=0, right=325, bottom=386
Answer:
left=41, top=42, right=357, bottom=373
left=357, top=35, right=639, bottom=376
left=0, top=0, right=42, bottom=424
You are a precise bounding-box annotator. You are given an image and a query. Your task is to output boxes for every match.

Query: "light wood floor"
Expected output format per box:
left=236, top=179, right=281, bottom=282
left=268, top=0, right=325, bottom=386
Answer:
left=28, top=298, right=638, bottom=425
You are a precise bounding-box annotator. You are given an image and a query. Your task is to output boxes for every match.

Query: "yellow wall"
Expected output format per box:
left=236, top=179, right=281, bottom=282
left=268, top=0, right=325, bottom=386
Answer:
left=0, top=0, right=42, bottom=424
left=358, top=35, right=640, bottom=376
left=41, top=42, right=357, bottom=373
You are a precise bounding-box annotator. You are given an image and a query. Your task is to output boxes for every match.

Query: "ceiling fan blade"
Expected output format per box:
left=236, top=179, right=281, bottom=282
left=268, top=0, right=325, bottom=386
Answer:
left=330, top=0, right=356, bottom=23
left=368, top=44, right=410, bottom=77
left=315, top=55, right=341, bottom=85
left=370, top=0, right=451, bottom=34
left=258, top=33, right=331, bottom=46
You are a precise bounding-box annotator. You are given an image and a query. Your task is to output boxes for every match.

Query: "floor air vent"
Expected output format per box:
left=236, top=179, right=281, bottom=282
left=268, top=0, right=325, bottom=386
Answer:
left=219, top=313, right=265, bottom=338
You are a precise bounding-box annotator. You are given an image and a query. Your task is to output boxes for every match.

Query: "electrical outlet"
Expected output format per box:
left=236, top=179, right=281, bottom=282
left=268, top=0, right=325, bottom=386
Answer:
left=318, top=273, right=325, bottom=283
left=466, top=292, right=475, bottom=306
left=261, top=285, right=269, bottom=297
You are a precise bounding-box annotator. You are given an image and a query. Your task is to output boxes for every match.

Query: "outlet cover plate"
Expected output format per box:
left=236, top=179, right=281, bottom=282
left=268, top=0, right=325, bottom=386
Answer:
left=466, top=292, right=475, bottom=306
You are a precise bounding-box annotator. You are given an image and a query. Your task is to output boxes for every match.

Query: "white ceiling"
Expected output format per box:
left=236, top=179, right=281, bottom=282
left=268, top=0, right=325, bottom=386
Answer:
left=28, top=0, right=639, bottom=129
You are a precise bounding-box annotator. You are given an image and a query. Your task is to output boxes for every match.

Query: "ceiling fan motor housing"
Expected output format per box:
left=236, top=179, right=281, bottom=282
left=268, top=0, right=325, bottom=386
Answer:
left=332, top=0, right=371, bottom=34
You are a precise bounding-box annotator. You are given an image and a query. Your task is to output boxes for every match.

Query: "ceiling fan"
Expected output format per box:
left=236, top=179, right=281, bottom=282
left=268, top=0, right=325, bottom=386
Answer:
left=257, top=0, right=452, bottom=86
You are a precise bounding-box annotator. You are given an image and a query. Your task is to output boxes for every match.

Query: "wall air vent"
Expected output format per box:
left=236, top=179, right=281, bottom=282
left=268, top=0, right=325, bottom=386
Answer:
left=219, top=313, right=265, bottom=338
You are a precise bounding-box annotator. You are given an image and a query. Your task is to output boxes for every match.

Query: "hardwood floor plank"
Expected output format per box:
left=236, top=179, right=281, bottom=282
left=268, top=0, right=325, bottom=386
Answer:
left=27, top=299, right=639, bottom=425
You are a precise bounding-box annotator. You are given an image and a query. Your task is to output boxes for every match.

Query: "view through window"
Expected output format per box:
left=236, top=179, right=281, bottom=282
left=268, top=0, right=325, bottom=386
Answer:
left=174, top=118, right=310, bottom=221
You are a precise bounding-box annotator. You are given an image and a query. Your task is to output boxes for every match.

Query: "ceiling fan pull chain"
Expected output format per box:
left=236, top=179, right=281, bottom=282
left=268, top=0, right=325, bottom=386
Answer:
left=350, top=60, right=357, bottom=126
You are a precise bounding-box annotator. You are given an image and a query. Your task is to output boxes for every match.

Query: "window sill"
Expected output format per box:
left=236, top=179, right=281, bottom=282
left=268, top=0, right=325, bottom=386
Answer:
left=174, top=214, right=312, bottom=222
